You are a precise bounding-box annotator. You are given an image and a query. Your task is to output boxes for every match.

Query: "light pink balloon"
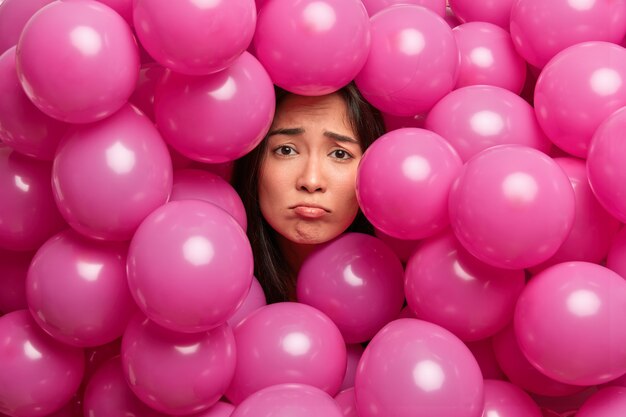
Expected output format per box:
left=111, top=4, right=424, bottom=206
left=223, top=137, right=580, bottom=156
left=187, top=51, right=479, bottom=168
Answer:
left=171, top=169, right=247, bottom=231
left=452, top=22, right=526, bottom=93
left=449, top=145, right=575, bottom=269
left=448, top=0, right=515, bottom=29
left=361, top=0, right=446, bottom=17
left=607, top=227, right=626, bottom=279
left=0, top=0, right=54, bottom=54
left=0, top=310, right=84, bottom=417
left=226, top=302, right=346, bottom=404
left=510, top=0, right=626, bottom=69
left=335, top=388, right=359, bottom=417
left=134, top=0, right=255, bottom=75
left=465, top=338, right=506, bottom=380
left=94, top=0, right=133, bottom=26
left=52, top=104, right=172, bottom=241
left=16, top=0, right=139, bottom=123
left=483, top=380, right=543, bottom=417
left=128, top=200, right=253, bottom=333
left=231, top=384, right=343, bottom=417
left=405, top=230, right=526, bottom=341
left=534, top=42, right=626, bottom=158
left=26, top=229, right=136, bottom=347
left=297, top=233, right=405, bottom=343
left=341, top=344, right=364, bottom=391
left=226, top=276, right=266, bottom=328
left=128, top=62, right=166, bottom=122
left=425, top=85, right=551, bottom=161
left=0, top=47, right=68, bottom=160
left=122, top=315, right=236, bottom=415
left=577, top=387, right=626, bottom=417
left=355, top=318, right=484, bottom=417
left=373, top=228, right=421, bottom=263
left=355, top=4, right=458, bottom=116
left=356, top=128, right=463, bottom=240
left=0, top=147, right=66, bottom=251
left=155, top=52, right=275, bottom=163
left=0, top=250, right=31, bottom=313
left=515, top=262, right=626, bottom=386
left=187, top=402, right=235, bottom=417
left=253, top=0, right=370, bottom=95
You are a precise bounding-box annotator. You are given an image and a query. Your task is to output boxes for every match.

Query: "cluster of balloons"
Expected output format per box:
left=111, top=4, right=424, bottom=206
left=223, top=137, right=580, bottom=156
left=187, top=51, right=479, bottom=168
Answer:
left=3, top=0, right=626, bottom=416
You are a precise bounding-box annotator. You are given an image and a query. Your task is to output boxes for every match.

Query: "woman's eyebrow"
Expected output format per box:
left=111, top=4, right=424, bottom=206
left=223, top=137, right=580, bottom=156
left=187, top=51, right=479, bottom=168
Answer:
left=324, top=131, right=359, bottom=144
left=267, top=127, right=304, bottom=137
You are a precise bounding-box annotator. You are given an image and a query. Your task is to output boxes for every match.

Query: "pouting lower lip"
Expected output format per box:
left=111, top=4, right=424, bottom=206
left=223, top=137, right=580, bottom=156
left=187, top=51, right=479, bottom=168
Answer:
left=293, top=206, right=328, bottom=218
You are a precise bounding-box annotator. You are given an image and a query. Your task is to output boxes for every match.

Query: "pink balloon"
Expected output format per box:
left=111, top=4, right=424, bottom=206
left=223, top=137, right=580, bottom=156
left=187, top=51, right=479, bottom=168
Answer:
left=226, top=276, right=266, bottom=328
left=607, top=227, right=626, bottom=279
left=335, top=388, right=359, bottom=417
left=83, top=356, right=169, bottom=417
left=405, top=230, right=526, bottom=341
left=0, top=250, right=31, bottom=313
left=465, top=338, right=506, bottom=380
left=253, top=0, right=370, bottom=95
left=226, top=302, right=346, bottom=404
left=449, top=145, right=575, bottom=269
left=94, top=0, right=132, bottom=26
left=341, top=344, right=364, bottom=391
left=0, top=147, right=66, bottom=251
left=155, top=52, right=275, bottom=163
left=448, top=0, right=515, bottom=29
left=0, top=47, right=68, bottom=160
left=170, top=169, right=247, bottom=231
left=0, top=0, right=54, bottom=54
left=534, top=42, right=626, bottom=158
left=187, top=402, right=235, bottom=417
left=492, top=325, right=584, bottom=397
left=373, top=228, right=421, bottom=263
left=355, top=5, right=459, bottom=116
left=515, top=262, right=626, bottom=386
left=231, top=383, right=343, bottom=417
left=510, top=0, right=626, bottom=69
left=296, top=233, right=405, bottom=343
left=355, top=318, right=484, bottom=417
left=361, top=0, right=446, bottom=17
left=128, top=62, right=166, bottom=122
left=128, top=200, right=252, bottom=333
left=577, top=387, right=626, bottom=417
left=52, top=104, right=172, bottom=241
left=452, top=22, right=526, bottom=93
left=356, top=128, right=463, bottom=240
left=16, top=0, right=139, bottom=123
left=0, top=310, right=84, bottom=417
left=482, top=380, right=543, bottom=417
left=425, top=85, right=551, bottom=161
left=26, top=229, right=136, bottom=347
left=134, top=0, right=255, bottom=75
left=122, top=315, right=236, bottom=415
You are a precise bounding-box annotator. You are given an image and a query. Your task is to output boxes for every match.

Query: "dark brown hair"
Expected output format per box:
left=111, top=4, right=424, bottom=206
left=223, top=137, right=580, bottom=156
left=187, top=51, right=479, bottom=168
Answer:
left=232, top=82, right=385, bottom=303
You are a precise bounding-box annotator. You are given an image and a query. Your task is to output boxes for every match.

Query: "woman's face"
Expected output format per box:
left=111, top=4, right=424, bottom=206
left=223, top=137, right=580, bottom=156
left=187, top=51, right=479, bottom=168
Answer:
left=258, top=92, right=362, bottom=246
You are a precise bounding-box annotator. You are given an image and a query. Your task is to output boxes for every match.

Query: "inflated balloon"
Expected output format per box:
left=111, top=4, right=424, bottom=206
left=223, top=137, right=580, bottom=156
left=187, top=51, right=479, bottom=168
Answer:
left=95, top=0, right=132, bottom=26
left=425, top=85, right=551, bottom=161
left=515, top=262, right=626, bottom=386
left=510, top=0, right=626, bottom=69
left=128, top=62, right=166, bottom=122
left=121, top=315, right=236, bottom=415
left=0, top=47, right=68, bottom=160
left=361, top=0, right=446, bottom=17
left=226, top=276, right=266, bottom=328
left=134, top=0, right=255, bottom=75
left=297, top=233, right=405, bottom=343
left=0, top=0, right=54, bottom=54
left=226, top=302, right=346, bottom=404
left=448, top=145, right=575, bottom=269
left=253, top=0, right=370, bottom=95
left=357, top=128, right=463, bottom=240
left=534, top=42, right=626, bottom=158
left=355, top=5, right=459, bottom=116
left=482, top=380, right=543, bottom=417
left=26, top=229, right=136, bottom=347
left=577, top=387, right=626, bottom=417
left=341, top=344, right=364, bottom=391
left=452, top=22, right=526, bottom=93
left=0, top=147, right=66, bottom=251
left=0, top=250, right=31, bottom=313
left=405, top=230, right=526, bottom=341
left=0, top=310, right=85, bottom=417
left=16, top=0, right=139, bottom=123
left=155, top=52, right=275, bottom=163
left=52, top=104, right=172, bottom=241
left=355, top=318, right=484, bottom=417
left=373, top=228, right=421, bottom=263
left=83, top=356, right=170, bottom=417
left=170, top=169, right=247, bottom=231
left=588, top=107, right=626, bottom=223
left=335, top=388, right=358, bottom=417
left=465, top=338, right=506, bottom=380
left=607, top=227, right=626, bottom=279
left=128, top=200, right=252, bottom=333
left=230, top=383, right=343, bottom=417
left=448, top=0, right=515, bottom=29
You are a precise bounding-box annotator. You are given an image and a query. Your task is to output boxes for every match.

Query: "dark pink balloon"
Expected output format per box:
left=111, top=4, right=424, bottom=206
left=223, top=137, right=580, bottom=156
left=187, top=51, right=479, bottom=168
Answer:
left=0, top=0, right=54, bottom=54
left=0, top=310, right=84, bottom=417
left=52, top=104, right=172, bottom=241
left=0, top=147, right=66, bottom=251
left=341, top=344, right=364, bottom=391
left=334, top=388, right=358, bottom=417
left=607, top=227, right=626, bottom=279
left=226, top=276, right=266, bottom=328
left=121, top=315, right=236, bottom=415
left=226, top=302, right=346, bottom=404
left=128, top=62, right=166, bottom=122
left=16, top=0, right=139, bottom=123
left=297, top=233, right=405, bottom=343
left=448, top=0, right=515, bottom=29
left=465, top=337, right=506, bottom=380
left=361, top=0, right=446, bottom=17
left=577, top=387, right=626, bottom=417
left=482, top=380, right=543, bottom=417
left=0, top=250, right=31, bottom=313
left=155, top=52, right=275, bottom=163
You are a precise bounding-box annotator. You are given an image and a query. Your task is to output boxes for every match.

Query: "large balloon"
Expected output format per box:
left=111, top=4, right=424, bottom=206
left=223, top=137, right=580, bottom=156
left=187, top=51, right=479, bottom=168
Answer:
left=134, top=0, right=255, bottom=75
left=482, top=380, right=543, bottom=417
left=253, top=0, right=370, bottom=95
left=16, top=0, right=139, bottom=123
left=355, top=318, right=484, bottom=417
left=448, top=0, right=515, bottom=29
left=515, top=262, right=626, bottom=386
left=0, top=0, right=54, bottom=54
left=448, top=145, right=575, bottom=269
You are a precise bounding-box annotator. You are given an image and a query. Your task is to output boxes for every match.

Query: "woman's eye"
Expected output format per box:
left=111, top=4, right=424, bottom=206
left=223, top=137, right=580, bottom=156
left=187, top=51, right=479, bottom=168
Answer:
left=330, top=149, right=352, bottom=160
left=275, top=145, right=296, bottom=156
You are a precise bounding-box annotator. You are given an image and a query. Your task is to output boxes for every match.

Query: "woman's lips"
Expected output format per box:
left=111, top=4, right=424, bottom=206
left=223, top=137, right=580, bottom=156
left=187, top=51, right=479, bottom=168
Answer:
left=293, top=206, right=328, bottom=219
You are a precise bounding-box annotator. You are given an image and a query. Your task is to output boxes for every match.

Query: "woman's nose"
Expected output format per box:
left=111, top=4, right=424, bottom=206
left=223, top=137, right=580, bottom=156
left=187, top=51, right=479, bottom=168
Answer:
left=296, top=156, right=326, bottom=193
